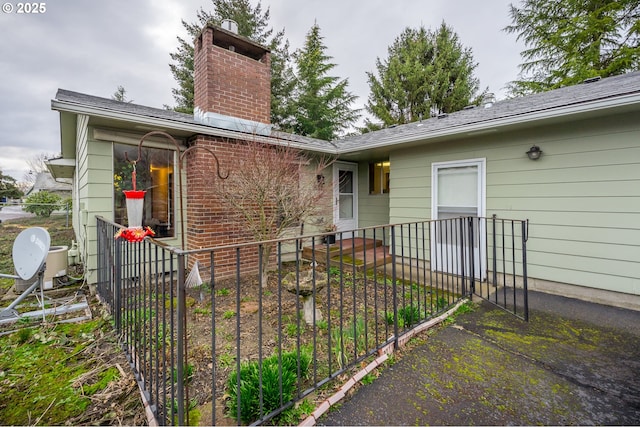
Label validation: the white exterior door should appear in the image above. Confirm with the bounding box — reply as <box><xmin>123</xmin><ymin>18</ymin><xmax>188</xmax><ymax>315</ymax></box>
<box><xmin>431</xmin><ymin>159</ymin><xmax>486</xmax><ymax>279</ymax></box>
<box><xmin>333</xmin><ymin>162</ymin><xmax>358</xmax><ymax>238</ymax></box>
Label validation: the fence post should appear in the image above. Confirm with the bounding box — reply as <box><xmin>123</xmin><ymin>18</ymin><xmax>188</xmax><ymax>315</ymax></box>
<box><xmin>114</xmin><ymin>237</ymin><xmax>122</xmax><ymax>333</ymax></box>
<box><xmin>176</xmin><ymin>252</ymin><xmax>186</xmax><ymax>425</ymax></box>
<box><xmin>522</xmin><ymin>220</ymin><xmax>529</xmax><ymax>322</ymax></box>
<box><xmin>458</xmin><ymin>218</ymin><xmax>467</xmax><ymax>297</ymax></box>
<box><xmin>468</xmin><ymin>217</ymin><xmax>475</xmax><ymax>294</ymax></box>
<box><xmin>492</xmin><ymin>215</ymin><xmax>497</xmax><ymax>287</ymax></box>
<box><xmin>391</xmin><ymin>225</ymin><xmax>399</xmax><ymax>349</ymax></box>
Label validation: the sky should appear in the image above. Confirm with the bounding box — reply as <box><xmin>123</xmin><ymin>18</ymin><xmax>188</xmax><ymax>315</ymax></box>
<box><xmin>0</xmin><ymin>0</ymin><xmax>525</xmax><ymax>182</ymax></box>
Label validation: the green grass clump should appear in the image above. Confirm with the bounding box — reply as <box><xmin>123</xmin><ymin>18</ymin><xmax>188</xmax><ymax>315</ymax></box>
<box><xmin>398</xmin><ymin>304</ymin><xmax>422</xmax><ymax>327</ymax></box>
<box><xmin>226</xmin><ymin>349</ymin><xmax>311</xmax><ymax>424</ymax></box>
<box><xmin>331</xmin><ymin>316</ymin><xmax>370</xmax><ymax>369</ymax></box>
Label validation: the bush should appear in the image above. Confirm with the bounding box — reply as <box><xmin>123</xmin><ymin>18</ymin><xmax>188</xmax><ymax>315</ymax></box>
<box><xmin>61</xmin><ymin>197</ymin><xmax>72</xmax><ymax>211</ymax></box>
<box><xmin>23</xmin><ymin>191</ymin><xmax>62</xmax><ymax>217</ymax></box>
<box><xmin>226</xmin><ymin>349</ymin><xmax>311</xmax><ymax>424</ymax></box>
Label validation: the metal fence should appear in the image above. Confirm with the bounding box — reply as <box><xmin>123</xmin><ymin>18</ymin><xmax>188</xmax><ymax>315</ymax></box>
<box><xmin>96</xmin><ymin>215</ymin><xmax>528</xmax><ymax>425</ymax></box>
<box><xmin>0</xmin><ymin>200</ymin><xmax>72</xmax><ymax>227</ymax></box>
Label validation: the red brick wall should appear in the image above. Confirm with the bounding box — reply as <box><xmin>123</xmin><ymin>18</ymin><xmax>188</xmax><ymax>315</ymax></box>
<box><xmin>185</xmin><ymin>135</ymin><xmax>269</xmax><ymax>279</ymax></box>
<box><xmin>189</xmin><ymin>25</ymin><xmax>275</xmax><ymax>279</ymax></box>
<box><xmin>194</xmin><ymin>26</ymin><xmax>271</xmax><ymax>125</ymax></box>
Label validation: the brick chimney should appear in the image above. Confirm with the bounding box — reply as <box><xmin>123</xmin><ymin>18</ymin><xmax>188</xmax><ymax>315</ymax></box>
<box><xmin>193</xmin><ymin>22</ymin><xmax>272</xmax><ymax>135</ymax></box>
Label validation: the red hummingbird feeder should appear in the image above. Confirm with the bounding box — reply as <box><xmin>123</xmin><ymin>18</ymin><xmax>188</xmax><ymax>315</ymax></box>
<box><xmin>115</xmin><ymin>161</ymin><xmax>155</xmax><ymax>242</ymax></box>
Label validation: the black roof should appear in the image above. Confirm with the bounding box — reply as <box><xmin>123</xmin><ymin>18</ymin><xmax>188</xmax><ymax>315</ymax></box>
<box><xmin>54</xmin><ymin>89</ymin><xmax>336</xmax><ymax>151</ymax></box>
<box><xmin>336</xmin><ymin>71</ymin><xmax>640</xmax><ymax>150</ymax></box>
<box><xmin>55</xmin><ymin>71</ymin><xmax>640</xmax><ymax>153</ymax></box>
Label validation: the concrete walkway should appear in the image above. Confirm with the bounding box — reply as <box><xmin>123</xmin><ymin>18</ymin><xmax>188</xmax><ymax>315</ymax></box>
<box><xmin>319</xmin><ymin>291</ymin><xmax>640</xmax><ymax>425</ymax></box>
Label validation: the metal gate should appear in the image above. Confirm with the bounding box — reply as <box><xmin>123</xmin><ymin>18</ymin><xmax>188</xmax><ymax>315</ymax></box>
<box><xmin>469</xmin><ymin>216</ymin><xmax>529</xmax><ymax>321</ymax></box>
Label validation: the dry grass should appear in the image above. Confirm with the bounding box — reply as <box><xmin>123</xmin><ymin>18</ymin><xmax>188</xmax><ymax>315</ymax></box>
<box><xmin>0</xmin><ymin>214</ymin><xmax>76</xmax><ymax>296</ymax></box>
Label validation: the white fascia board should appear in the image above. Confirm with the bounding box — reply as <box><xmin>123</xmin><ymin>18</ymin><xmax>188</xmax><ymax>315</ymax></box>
<box><xmin>338</xmin><ymin>92</ymin><xmax>640</xmax><ymax>154</ymax></box>
<box><xmin>51</xmin><ymin>99</ymin><xmax>337</xmax><ymax>155</ymax></box>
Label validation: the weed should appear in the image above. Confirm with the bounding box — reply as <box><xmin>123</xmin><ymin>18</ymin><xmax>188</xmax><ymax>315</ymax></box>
<box><xmin>218</xmin><ymin>353</ymin><xmax>236</xmax><ymax>369</ymax></box>
<box><xmin>126</xmin><ymin>308</ymin><xmax>155</xmax><ymax>325</ymax></box>
<box><xmin>331</xmin><ymin>327</ymin><xmax>346</xmax><ymax>369</ymax></box>
<box><xmin>223</xmin><ymin>310</ymin><xmax>236</xmax><ymax>320</ymax></box>
<box><xmin>215</xmin><ymin>288</ymin><xmax>230</xmax><ymax>297</ymax></box>
<box><xmin>199</xmin><ymin>282</ymin><xmax>212</xmax><ymax>293</ymax></box>
<box><xmin>434</xmin><ymin>296</ymin><xmax>448</xmax><ymax>310</ymax></box>
<box><xmin>285</xmin><ymin>320</ymin><xmax>305</xmax><ymax>337</ymax></box>
<box><xmin>276</xmin><ymin>399</ymin><xmax>315</xmax><ymax>425</ymax></box>
<box><xmin>398</xmin><ymin>304</ymin><xmax>422</xmax><ymax>327</ymax></box>
<box><xmin>454</xmin><ymin>300</ymin><xmax>475</xmax><ymax>316</ymax></box>
<box><xmin>331</xmin><ymin>316</ymin><xmax>369</xmax><ymax>369</ymax></box>
<box><xmin>193</xmin><ymin>307</ymin><xmax>211</xmax><ymax>316</ymax></box>
<box><xmin>360</xmin><ymin>372</ymin><xmax>376</xmax><ymax>385</ymax></box>
<box><xmin>16</xmin><ymin>327</ymin><xmax>33</xmax><ymax>344</ymax></box>
<box><xmin>384</xmin><ymin>311</ymin><xmax>396</xmax><ymax>326</ymax></box>
<box><xmin>17</xmin><ymin>316</ymin><xmax>32</xmax><ymax>326</ymax></box>
<box><xmin>172</xmin><ymin>363</ymin><xmax>195</xmax><ymax>384</ymax></box>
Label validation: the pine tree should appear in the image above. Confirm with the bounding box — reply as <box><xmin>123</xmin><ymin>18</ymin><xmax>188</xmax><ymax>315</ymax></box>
<box><xmin>168</xmin><ymin>0</ymin><xmax>295</xmax><ymax>126</ymax></box>
<box><xmin>291</xmin><ymin>23</ymin><xmax>360</xmax><ymax>140</ymax></box>
<box><xmin>111</xmin><ymin>85</ymin><xmax>132</xmax><ymax>103</ymax></box>
<box><xmin>365</xmin><ymin>22</ymin><xmax>483</xmax><ymax>128</ymax></box>
<box><xmin>504</xmin><ymin>0</ymin><xmax>640</xmax><ymax>96</ymax></box>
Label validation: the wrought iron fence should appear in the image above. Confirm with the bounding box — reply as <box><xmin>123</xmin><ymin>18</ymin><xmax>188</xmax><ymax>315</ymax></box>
<box><xmin>96</xmin><ymin>215</ymin><xmax>528</xmax><ymax>425</ymax></box>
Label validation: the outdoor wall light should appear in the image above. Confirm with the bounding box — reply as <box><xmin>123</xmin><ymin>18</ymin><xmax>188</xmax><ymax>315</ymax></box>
<box><xmin>526</xmin><ymin>145</ymin><xmax>543</xmax><ymax>160</ymax></box>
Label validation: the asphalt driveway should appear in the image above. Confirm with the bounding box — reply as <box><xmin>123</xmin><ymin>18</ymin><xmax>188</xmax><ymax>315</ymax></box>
<box><xmin>319</xmin><ymin>291</ymin><xmax>640</xmax><ymax>425</ymax></box>
<box><xmin>0</xmin><ymin>205</ymin><xmax>34</xmax><ymax>222</ymax></box>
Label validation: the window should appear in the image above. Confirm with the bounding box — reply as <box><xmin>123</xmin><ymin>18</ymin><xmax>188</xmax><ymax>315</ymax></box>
<box><xmin>113</xmin><ymin>143</ymin><xmax>175</xmax><ymax>238</ymax></box>
<box><xmin>369</xmin><ymin>161</ymin><xmax>390</xmax><ymax>195</ymax></box>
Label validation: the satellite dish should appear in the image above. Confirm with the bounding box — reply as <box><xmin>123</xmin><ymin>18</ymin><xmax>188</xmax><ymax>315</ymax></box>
<box><xmin>12</xmin><ymin>227</ymin><xmax>51</xmax><ymax>281</ymax></box>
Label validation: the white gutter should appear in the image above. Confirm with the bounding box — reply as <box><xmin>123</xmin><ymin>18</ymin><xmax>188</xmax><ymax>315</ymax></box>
<box><xmin>338</xmin><ymin>92</ymin><xmax>640</xmax><ymax>154</ymax></box>
<box><xmin>50</xmin><ymin>99</ymin><xmax>338</xmax><ymax>155</ymax></box>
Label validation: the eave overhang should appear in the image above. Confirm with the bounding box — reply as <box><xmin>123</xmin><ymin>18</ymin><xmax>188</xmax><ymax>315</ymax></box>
<box><xmin>50</xmin><ymin>99</ymin><xmax>338</xmax><ymax>155</ymax></box>
<box><xmin>46</xmin><ymin>157</ymin><xmax>75</xmax><ymax>180</ymax></box>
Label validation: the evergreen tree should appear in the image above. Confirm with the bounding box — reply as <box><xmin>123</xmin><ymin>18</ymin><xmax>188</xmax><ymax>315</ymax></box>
<box><xmin>168</xmin><ymin>0</ymin><xmax>295</xmax><ymax>126</ymax></box>
<box><xmin>291</xmin><ymin>23</ymin><xmax>360</xmax><ymax>140</ymax></box>
<box><xmin>504</xmin><ymin>0</ymin><xmax>640</xmax><ymax>96</ymax></box>
<box><xmin>111</xmin><ymin>85</ymin><xmax>133</xmax><ymax>103</ymax></box>
<box><xmin>0</xmin><ymin>170</ymin><xmax>22</xmax><ymax>200</ymax></box>
<box><xmin>365</xmin><ymin>22</ymin><xmax>483</xmax><ymax>128</ymax></box>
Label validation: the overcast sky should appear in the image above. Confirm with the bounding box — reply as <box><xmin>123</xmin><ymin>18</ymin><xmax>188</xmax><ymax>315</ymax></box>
<box><xmin>0</xmin><ymin>0</ymin><xmax>524</xmax><ymax>181</ymax></box>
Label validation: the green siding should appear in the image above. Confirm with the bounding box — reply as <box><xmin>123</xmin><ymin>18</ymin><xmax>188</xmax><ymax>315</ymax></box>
<box><xmin>73</xmin><ymin>115</ymin><xmax>89</xmax><ymax>279</ymax></box>
<box><xmin>355</xmin><ymin>161</ymin><xmax>389</xmax><ymax>228</ymax></box>
<box><xmin>81</xmin><ymin>131</ymin><xmax>113</xmax><ymax>284</ymax></box>
<box><xmin>388</xmin><ymin>111</ymin><xmax>640</xmax><ymax>296</ymax></box>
